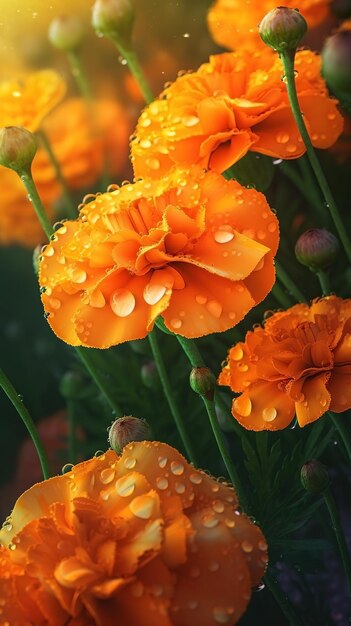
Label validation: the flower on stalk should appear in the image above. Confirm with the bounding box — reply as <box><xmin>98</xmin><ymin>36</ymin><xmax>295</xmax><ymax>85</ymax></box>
<box><xmin>48</xmin><ymin>15</ymin><xmax>85</xmax><ymax>51</ymax></box>
<box><xmin>301</xmin><ymin>459</ymin><xmax>330</xmax><ymax>493</ymax></box>
<box><xmin>0</xmin><ymin>441</ymin><xmax>268</xmax><ymax>625</ymax></box>
<box><xmin>108</xmin><ymin>416</ymin><xmax>152</xmax><ymax>452</ymax></box>
<box><xmin>258</xmin><ymin>7</ymin><xmax>307</xmax><ymax>53</ymax></box>
<box><xmin>207</xmin><ymin>0</ymin><xmax>330</xmax><ymax>52</ymax></box>
<box><xmin>219</xmin><ymin>296</ymin><xmax>351</xmax><ymax>430</ymax></box>
<box><xmin>131</xmin><ymin>49</ymin><xmax>343</xmax><ymax>179</ymax></box>
<box><xmin>0</xmin><ymin>126</ymin><xmax>37</xmax><ymax>174</ymax></box>
<box><xmin>0</xmin><ymin>70</ymin><xmax>66</xmax><ymax>132</ymax></box>
<box><xmin>295</xmin><ymin>228</ymin><xmax>340</xmax><ymax>271</ymax></box>
<box><xmin>39</xmin><ymin>165</ymin><xmax>279</xmax><ymax>347</ymax></box>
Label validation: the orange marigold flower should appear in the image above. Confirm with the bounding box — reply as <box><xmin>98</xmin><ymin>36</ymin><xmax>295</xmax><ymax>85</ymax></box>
<box><xmin>131</xmin><ymin>49</ymin><xmax>343</xmax><ymax>179</ymax></box>
<box><xmin>0</xmin><ymin>70</ymin><xmax>66</xmax><ymax>131</ymax></box>
<box><xmin>207</xmin><ymin>0</ymin><xmax>330</xmax><ymax>52</ymax></box>
<box><xmin>0</xmin><ymin>441</ymin><xmax>268</xmax><ymax>625</ymax></box>
<box><xmin>0</xmin><ymin>98</ymin><xmax>131</xmax><ymax>247</ymax></box>
<box><xmin>219</xmin><ymin>296</ymin><xmax>351</xmax><ymax>431</ymax></box>
<box><xmin>39</xmin><ymin>165</ymin><xmax>279</xmax><ymax>347</ymax></box>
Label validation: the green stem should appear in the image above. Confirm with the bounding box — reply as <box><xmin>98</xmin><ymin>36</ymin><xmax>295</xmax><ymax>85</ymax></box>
<box><xmin>67</xmin><ymin>50</ymin><xmax>93</xmax><ymax>101</ymax></box>
<box><xmin>323</xmin><ymin>487</ymin><xmax>351</xmax><ymax>594</ymax></box>
<box><xmin>67</xmin><ymin>399</ymin><xmax>77</xmax><ymax>464</ymax></box>
<box><xmin>272</xmin><ymin>282</ymin><xmax>294</xmax><ymax>308</ymax></box>
<box><xmin>279</xmin><ymin>160</ymin><xmax>323</xmax><ymax>218</ymax></box>
<box><xmin>38</xmin><ymin>130</ymin><xmax>77</xmax><ymax>219</ymax></box>
<box><xmin>176</xmin><ymin>335</ymin><xmax>250</xmax><ymax>512</ymax></box>
<box><xmin>112</xmin><ymin>39</ymin><xmax>154</xmax><ymax>104</ymax></box>
<box><xmin>20</xmin><ymin>170</ymin><xmax>53</xmax><ymax>238</ymax></box>
<box><xmin>280</xmin><ymin>50</ymin><xmax>351</xmax><ymax>263</ymax></box>
<box><xmin>76</xmin><ymin>347</ymin><xmax>123</xmax><ymax>416</ymax></box>
<box><xmin>0</xmin><ymin>367</ymin><xmax>50</xmax><ymax>480</ymax></box>
<box><xmin>328</xmin><ymin>411</ymin><xmax>351</xmax><ymax>462</ymax></box>
<box><xmin>148</xmin><ymin>330</ymin><xmax>198</xmax><ymax>465</ymax></box>
<box><xmin>316</xmin><ymin>270</ymin><xmax>331</xmax><ymax>296</ymax></box>
<box><xmin>264</xmin><ymin>571</ymin><xmax>302</xmax><ymax>626</ymax></box>
<box><xmin>275</xmin><ymin>260</ymin><xmax>307</xmax><ymax>303</ymax></box>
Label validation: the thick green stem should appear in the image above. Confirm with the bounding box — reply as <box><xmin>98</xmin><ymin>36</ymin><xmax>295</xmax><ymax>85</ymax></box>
<box><xmin>38</xmin><ymin>130</ymin><xmax>77</xmax><ymax>219</ymax></box>
<box><xmin>112</xmin><ymin>39</ymin><xmax>154</xmax><ymax>104</ymax></box>
<box><xmin>20</xmin><ymin>170</ymin><xmax>53</xmax><ymax>238</ymax></box>
<box><xmin>148</xmin><ymin>330</ymin><xmax>198</xmax><ymax>465</ymax></box>
<box><xmin>67</xmin><ymin>50</ymin><xmax>93</xmax><ymax>101</ymax></box>
<box><xmin>264</xmin><ymin>571</ymin><xmax>302</xmax><ymax>626</ymax></box>
<box><xmin>280</xmin><ymin>50</ymin><xmax>351</xmax><ymax>263</ymax></box>
<box><xmin>328</xmin><ymin>411</ymin><xmax>351</xmax><ymax>462</ymax></box>
<box><xmin>323</xmin><ymin>487</ymin><xmax>351</xmax><ymax>594</ymax></box>
<box><xmin>76</xmin><ymin>347</ymin><xmax>123</xmax><ymax>416</ymax></box>
<box><xmin>316</xmin><ymin>270</ymin><xmax>331</xmax><ymax>296</ymax></box>
<box><xmin>275</xmin><ymin>260</ymin><xmax>307</xmax><ymax>303</ymax></box>
<box><xmin>0</xmin><ymin>367</ymin><xmax>50</xmax><ymax>480</ymax></box>
<box><xmin>176</xmin><ymin>335</ymin><xmax>250</xmax><ymax>512</ymax></box>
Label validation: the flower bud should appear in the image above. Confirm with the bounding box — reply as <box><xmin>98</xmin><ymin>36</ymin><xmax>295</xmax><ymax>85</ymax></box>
<box><xmin>108</xmin><ymin>416</ymin><xmax>152</xmax><ymax>453</ymax></box>
<box><xmin>301</xmin><ymin>460</ymin><xmax>330</xmax><ymax>494</ymax></box>
<box><xmin>92</xmin><ymin>0</ymin><xmax>134</xmax><ymax>48</ymax></box>
<box><xmin>331</xmin><ymin>0</ymin><xmax>351</xmax><ymax>19</ymax></box>
<box><xmin>190</xmin><ymin>367</ymin><xmax>216</xmax><ymax>401</ymax></box>
<box><xmin>141</xmin><ymin>361</ymin><xmax>159</xmax><ymax>390</ymax></box>
<box><xmin>295</xmin><ymin>229</ymin><xmax>340</xmax><ymax>271</ymax></box>
<box><xmin>322</xmin><ymin>30</ymin><xmax>351</xmax><ymax>98</ymax></box>
<box><xmin>60</xmin><ymin>371</ymin><xmax>86</xmax><ymax>399</ymax></box>
<box><xmin>48</xmin><ymin>16</ymin><xmax>85</xmax><ymax>51</ymax></box>
<box><xmin>0</xmin><ymin>126</ymin><xmax>37</xmax><ymax>174</ymax></box>
<box><xmin>258</xmin><ymin>7</ymin><xmax>307</xmax><ymax>53</ymax></box>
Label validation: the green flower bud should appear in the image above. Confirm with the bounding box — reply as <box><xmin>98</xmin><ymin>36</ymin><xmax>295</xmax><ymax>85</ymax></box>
<box><xmin>295</xmin><ymin>229</ymin><xmax>340</xmax><ymax>271</ymax></box>
<box><xmin>141</xmin><ymin>361</ymin><xmax>159</xmax><ymax>390</ymax></box>
<box><xmin>60</xmin><ymin>371</ymin><xmax>86</xmax><ymax>399</ymax></box>
<box><xmin>48</xmin><ymin>15</ymin><xmax>85</xmax><ymax>51</ymax></box>
<box><xmin>258</xmin><ymin>7</ymin><xmax>307</xmax><ymax>53</ymax></box>
<box><xmin>108</xmin><ymin>416</ymin><xmax>152</xmax><ymax>453</ymax></box>
<box><xmin>0</xmin><ymin>126</ymin><xmax>37</xmax><ymax>174</ymax></box>
<box><xmin>331</xmin><ymin>0</ymin><xmax>351</xmax><ymax>19</ymax></box>
<box><xmin>92</xmin><ymin>0</ymin><xmax>134</xmax><ymax>48</ymax></box>
<box><xmin>189</xmin><ymin>367</ymin><xmax>216</xmax><ymax>401</ymax></box>
<box><xmin>322</xmin><ymin>30</ymin><xmax>351</xmax><ymax>99</ymax></box>
<box><xmin>301</xmin><ymin>460</ymin><xmax>330</xmax><ymax>494</ymax></box>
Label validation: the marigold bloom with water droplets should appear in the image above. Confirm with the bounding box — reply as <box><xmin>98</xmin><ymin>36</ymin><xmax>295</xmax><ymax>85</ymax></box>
<box><xmin>131</xmin><ymin>49</ymin><xmax>343</xmax><ymax>178</ymax></box>
<box><xmin>0</xmin><ymin>69</ymin><xmax>66</xmax><ymax>131</ymax></box>
<box><xmin>207</xmin><ymin>0</ymin><xmax>330</xmax><ymax>52</ymax></box>
<box><xmin>39</xmin><ymin>165</ymin><xmax>279</xmax><ymax>347</ymax></box>
<box><xmin>219</xmin><ymin>296</ymin><xmax>351</xmax><ymax>431</ymax></box>
<box><xmin>0</xmin><ymin>441</ymin><xmax>268</xmax><ymax>625</ymax></box>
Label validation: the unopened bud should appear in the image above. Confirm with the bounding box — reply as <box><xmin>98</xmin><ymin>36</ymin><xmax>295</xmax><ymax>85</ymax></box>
<box><xmin>301</xmin><ymin>460</ymin><xmax>329</xmax><ymax>494</ymax></box>
<box><xmin>60</xmin><ymin>371</ymin><xmax>86</xmax><ymax>399</ymax></box>
<box><xmin>0</xmin><ymin>126</ymin><xmax>37</xmax><ymax>174</ymax></box>
<box><xmin>190</xmin><ymin>367</ymin><xmax>216</xmax><ymax>401</ymax></box>
<box><xmin>141</xmin><ymin>361</ymin><xmax>159</xmax><ymax>390</ymax></box>
<box><xmin>48</xmin><ymin>15</ymin><xmax>85</xmax><ymax>51</ymax></box>
<box><xmin>92</xmin><ymin>0</ymin><xmax>134</xmax><ymax>48</ymax></box>
<box><xmin>295</xmin><ymin>229</ymin><xmax>340</xmax><ymax>271</ymax></box>
<box><xmin>259</xmin><ymin>7</ymin><xmax>307</xmax><ymax>53</ymax></box>
<box><xmin>322</xmin><ymin>30</ymin><xmax>351</xmax><ymax>99</ymax></box>
<box><xmin>108</xmin><ymin>416</ymin><xmax>152</xmax><ymax>453</ymax></box>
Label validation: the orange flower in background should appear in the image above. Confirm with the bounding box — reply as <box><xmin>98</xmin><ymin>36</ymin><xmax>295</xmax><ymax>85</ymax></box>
<box><xmin>0</xmin><ymin>98</ymin><xmax>131</xmax><ymax>247</ymax></box>
<box><xmin>207</xmin><ymin>0</ymin><xmax>330</xmax><ymax>51</ymax></box>
<box><xmin>131</xmin><ymin>49</ymin><xmax>343</xmax><ymax>179</ymax></box>
<box><xmin>0</xmin><ymin>441</ymin><xmax>268</xmax><ymax>625</ymax></box>
<box><xmin>219</xmin><ymin>296</ymin><xmax>351</xmax><ymax>431</ymax></box>
<box><xmin>39</xmin><ymin>165</ymin><xmax>279</xmax><ymax>347</ymax></box>
<box><xmin>0</xmin><ymin>69</ymin><xmax>66</xmax><ymax>131</ymax></box>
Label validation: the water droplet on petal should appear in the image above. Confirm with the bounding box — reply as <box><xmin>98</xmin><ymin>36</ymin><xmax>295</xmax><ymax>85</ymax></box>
<box><xmin>62</xmin><ymin>463</ymin><xmax>74</xmax><ymax>474</ymax></box>
<box><xmin>129</xmin><ymin>495</ymin><xmax>155</xmax><ymax>519</ymax></box>
<box><xmin>213</xmin><ymin>607</ymin><xmax>231</xmax><ymax>624</ymax></box>
<box><xmin>195</xmin><ymin>295</ymin><xmax>207</xmax><ymax>305</ymax></box>
<box><xmin>276</xmin><ymin>132</ymin><xmax>289</xmax><ymax>144</ymax></box>
<box><xmin>214</xmin><ymin>226</ymin><xmax>234</xmax><ymax>244</ymax></box>
<box><xmin>241</xmin><ymin>540</ymin><xmax>253</xmax><ymax>553</ymax></box>
<box><xmin>71</xmin><ymin>269</ymin><xmax>87</xmax><ymax>284</ymax></box>
<box><xmin>89</xmin><ymin>289</ymin><xmax>106</xmax><ymax>308</ymax></box>
<box><xmin>190</xmin><ymin>472</ymin><xmax>203</xmax><ymax>484</ymax></box>
<box><xmin>170</xmin><ymin>461</ymin><xmax>184</xmax><ymax>476</ymax></box>
<box><xmin>231</xmin><ymin>346</ymin><xmax>243</xmax><ymax>361</ymax></box>
<box><xmin>116</xmin><ymin>475</ymin><xmax>136</xmax><ymax>497</ymax></box>
<box><xmin>262</xmin><ymin>407</ymin><xmax>277</xmax><ymax>422</ymax></box>
<box><xmin>143</xmin><ymin>283</ymin><xmax>167</xmax><ymax>305</ymax></box>
<box><xmin>206</xmin><ymin>300</ymin><xmax>222</xmax><ymax>318</ymax></box>
<box><xmin>233</xmin><ymin>395</ymin><xmax>252</xmax><ymax>417</ymax></box>
<box><xmin>110</xmin><ymin>289</ymin><xmax>136</xmax><ymax>317</ymax></box>
<box><xmin>100</xmin><ymin>468</ymin><xmax>115</xmax><ymax>484</ymax></box>
<box><xmin>170</xmin><ymin>318</ymin><xmax>182</xmax><ymax>329</ymax></box>
<box><xmin>156</xmin><ymin>477</ymin><xmax>169</xmax><ymax>490</ymax></box>
<box><xmin>124</xmin><ymin>456</ymin><xmax>136</xmax><ymax>469</ymax></box>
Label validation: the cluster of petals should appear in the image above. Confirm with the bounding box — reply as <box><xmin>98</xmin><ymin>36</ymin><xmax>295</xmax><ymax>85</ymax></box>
<box><xmin>207</xmin><ymin>0</ymin><xmax>331</xmax><ymax>51</ymax></box>
<box><xmin>0</xmin><ymin>69</ymin><xmax>66</xmax><ymax>131</ymax></box>
<box><xmin>39</xmin><ymin>165</ymin><xmax>279</xmax><ymax>347</ymax></box>
<box><xmin>131</xmin><ymin>49</ymin><xmax>343</xmax><ymax>179</ymax></box>
<box><xmin>0</xmin><ymin>441</ymin><xmax>268</xmax><ymax>626</ymax></box>
<box><xmin>219</xmin><ymin>296</ymin><xmax>351</xmax><ymax>431</ymax></box>
<box><xmin>0</xmin><ymin>97</ymin><xmax>130</xmax><ymax>247</ymax></box>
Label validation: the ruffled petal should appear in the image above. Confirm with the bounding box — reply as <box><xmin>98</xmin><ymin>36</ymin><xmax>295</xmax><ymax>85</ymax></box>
<box><xmin>232</xmin><ymin>381</ymin><xmax>296</xmax><ymax>431</ymax></box>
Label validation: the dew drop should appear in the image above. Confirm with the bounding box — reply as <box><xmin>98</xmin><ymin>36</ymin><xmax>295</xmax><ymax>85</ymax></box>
<box><xmin>213</xmin><ymin>607</ymin><xmax>231</xmax><ymax>624</ymax></box>
<box><xmin>201</xmin><ymin>514</ymin><xmax>219</xmax><ymax>528</ymax></box>
<box><xmin>170</xmin><ymin>318</ymin><xmax>182</xmax><ymax>329</ymax></box>
<box><xmin>212</xmin><ymin>500</ymin><xmax>225</xmax><ymax>514</ymax></box>
<box><xmin>124</xmin><ymin>456</ymin><xmax>137</xmax><ymax>469</ymax></box>
<box><xmin>110</xmin><ymin>289</ymin><xmax>136</xmax><ymax>317</ymax></box>
<box><xmin>233</xmin><ymin>396</ymin><xmax>252</xmax><ymax>417</ymax></box>
<box><xmin>170</xmin><ymin>461</ymin><xmax>184</xmax><ymax>476</ymax></box>
<box><xmin>94</xmin><ymin>450</ymin><xmax>105</xmax><ymax>457</ymax></box>
<box><xmin>129</xmin><ymin>495</ymin><xmax>155</xmax><ymax>519</ymax></box>
<box><xmin>206</xmin><ymin>300</ymin><xmax>222</xmax><ymax>318</ymax></box>
<box><xmin>182</xmin><ymin>114</ymin><xmax>199</xmax><ymax>127</ymax></box>
<box><xmin>231</xmin><ymin>346</ymin><xmax>244</xmax><ymax>361</ymax></box>
<box><xmin>175</xmin><ymin>482</ymin><xmax>186</xmax><ymax>494</ymax></box>
<box><xmin>262</xmin><ymin>407</ymin><xmax>277</xmax><ymax>422</ymax></box>
<box><xmin>276</xmin><ymin>132</ymin><xmax>289</xmax><ymax>144</ymax></box>
<box><xmin>156</xmin><ymin>477</ymin><xmax>169</xmax><ymax>490</ymax></box>
<box><xmin>143</xmin><ymin>283</ymin><xmax>167</xmax><ymax>305</ymax></box>
<box><xmin>71</xmin><ymin>268</ymin><xmax>87</xmax><ymax>284</ymax></box>
<box><xmin>286</xmin><ymin>144</ymin><xmax>297</xmax><ymax>154</ymax></box>
<box><xmin>241</xmin><ymin>540</ymin><xmax>253</xmax><ymax>553</ymax></box>
<box><xmin>89</xmin><ymin>289</ymin><xmax>106</xmax><ymax>308</ymax></box>
<box><xmin>62</xmin><ymin>463</ymin><xmax>74</xmax><ymax>474</ymax></box>
<box><xmin>100</xmin><ymin>468</ymin><xmax>115</xmax><ymax>484</ymax></box>
<box><xmin>195</xmin><ymin>295</ymin><xmax>207</xmax><ymax>305</ymax></box>
<box><xmin>214</xmin><ymin>226</ymin><xmax>234</xmax><ymax>244</ymax></box>
<box><xmin>116</xmin><ymin>475</ymin><xmax>136</xmax><ymax>497</ymax></box>
<box><xmin>209</xmin><ymin>561</ymin><xmax>220</xmax><ymax>572</ymax></box>
<box><xmin>2</xmin><ymin>521</ymin><xmax>12</xmax><ymax>532</ymax></box>
<box><xmin>49</xmin><ymin>297</ymin><xmax>61</xmax><ymax>310</ymax></box>
<box><xmin>146</xmin><ymin>157</ymin><xmax>161</xmax><ymax>171</ymax></box>
<box><xmin>158</xmin><ymin>456</ymin><xmax>168</xmax><ymax>468</ymax></box>
<box><xmin>268</xmin><ymin>221</ymin><xmax>277</xmax><ymax>233</ymax></box>
<box><xmin>190</xmin><ymin>472</ymin><xmax>203</xmax><ymax>484</ymax></box>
